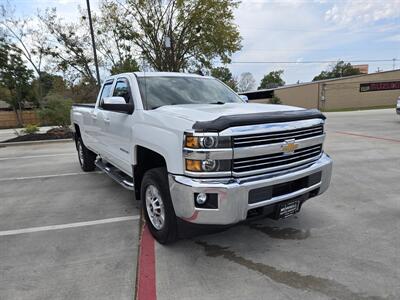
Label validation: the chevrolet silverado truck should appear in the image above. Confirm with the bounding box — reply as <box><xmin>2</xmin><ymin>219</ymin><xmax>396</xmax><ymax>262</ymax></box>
<box><xmin>71</xmin><ymin>72</ymin><xmax>332</xmax><ymax>243</ymax></box>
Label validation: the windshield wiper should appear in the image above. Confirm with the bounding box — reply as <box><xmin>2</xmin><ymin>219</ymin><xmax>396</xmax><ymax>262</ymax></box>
<box><xmin>209</xmin><ymin>101</ymin><xmax>226</xmax><ymax>105</ymax></box>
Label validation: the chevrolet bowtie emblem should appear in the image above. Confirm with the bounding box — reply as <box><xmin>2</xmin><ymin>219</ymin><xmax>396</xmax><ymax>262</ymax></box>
<box><xmin>281</xmin><ymin>139</ymin><xmax>299</xmax><ymax>154</ymax></box>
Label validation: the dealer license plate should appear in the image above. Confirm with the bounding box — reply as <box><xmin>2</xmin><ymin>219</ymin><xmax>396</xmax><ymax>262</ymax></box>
<box><xmin>278</xmin><ymin>200</ymin><xmax>300</xmax><ymax>219</ymax></box>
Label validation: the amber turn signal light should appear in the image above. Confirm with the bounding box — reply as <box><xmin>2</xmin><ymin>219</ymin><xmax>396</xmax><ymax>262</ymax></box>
<box><xmin>185</xmin><ymin>159</ymin><xmax>202</xmax><ymax>172</ymax></box>
<box><xmin>185</xmin><ymin>136</ymin><xmax>199</xmax><ymax>148</ymax></box>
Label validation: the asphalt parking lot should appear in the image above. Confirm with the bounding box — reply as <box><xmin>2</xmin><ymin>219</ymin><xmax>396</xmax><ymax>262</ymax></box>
<box><xmin>0</xmin><ymin>142</ymin><xmax>141</xmax><ymax>299</ymax></box>
<box><xmin>0</xmin><ymin>109</ymin><xmax>399</xmax><ymax>300</ymax></box>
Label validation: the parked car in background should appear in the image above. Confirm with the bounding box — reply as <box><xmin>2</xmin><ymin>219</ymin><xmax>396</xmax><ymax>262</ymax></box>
<box><xmin>397</xmin><ymin>96</ymin><xmax>400</xmax><ymax>115</ymax></box>
<box><xmin>71</xmin><ymin>72</ymin><xmax>333</xmax><ymax>244</ymax></box>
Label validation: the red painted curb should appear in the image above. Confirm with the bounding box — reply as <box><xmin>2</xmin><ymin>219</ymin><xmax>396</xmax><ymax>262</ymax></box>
<box><xmin>137</xmin><ymin>224</ymin><xmax>157</xmax><ymax>300</ymax></box>
<box><xmin>333</xmin><ymin>131</ymin><xmax>400</xmax><ymax>143</ymax></box>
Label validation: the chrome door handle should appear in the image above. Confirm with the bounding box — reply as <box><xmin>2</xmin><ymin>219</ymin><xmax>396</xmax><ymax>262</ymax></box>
<box><xmin>91</xmin><ymin>114</ymin><xmax>97</xmax><ymax>120</ymax></box>
<box><xmin>104</xmin><ymin>118</ymin><xmax>110</xmax><ymax>123</ymax></box>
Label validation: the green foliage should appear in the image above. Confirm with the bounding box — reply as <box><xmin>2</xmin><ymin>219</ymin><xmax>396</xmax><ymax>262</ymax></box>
<box><xmin>313</xmin><ymin>61</ymin><xmax>361</xmax><ymax>81</ymax></box>
<box><xmin>32</xmin><ymin>72</ymin><xmax>67</xmax><ymax>97</ymax></box>
<box><xmin>110</xmin><ymin>58</ymin><xmax>140</xmax><ymax>75</ymax></box>
<box><xmin>258</xmin><ymin>70</ymin><xmax>285</xmax><ymax>90</ymax></box>
<box><xmin>102</xmin><ymin>0</ymin><xmax>242</xmax><ymax>71</ymax></box>
<box><xmin>211</xmin><ymin>66</ymin><xmax>237</xmax><ymax>91</ymax></box>
<box><xmin>22</xmin><ymin>124</ymin><xmax>40</xmax><ymax>134</ymax></box>
<box><xmin>270</xmin><ymin>96</ymin><xmax>282</xmax><ymax>104</ymax></box>
<box><xmin>38</xmin><ymin>8</ymin><xmax>98</xmax><ymax>85</ymax></box>
<box><xmin>39</xmin><ymin>94</ymin><xmax>73</xmax><ymax>128</ymax></box>
<box><xmin>0</xmin><ymin>36</ymin><xmax>34</xmax><ymax>126</ymax></box>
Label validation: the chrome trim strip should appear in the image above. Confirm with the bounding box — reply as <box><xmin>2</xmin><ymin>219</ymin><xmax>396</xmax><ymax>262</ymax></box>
<box><xmin>219</xmin><ymin>119</ymin><xmax>324</xmax><ymax>137</ymax></box>
<box><xmin>233</xmin><ymin>150</ymin><xmax>322</xmax><ymax>168</ymax></box>
<box><xmin>233</xmin><ymin>154</ymin><xmax>322</xmax><ymax>177</ymax></box>
<box><xmin>233</xmin><ymin>130</ymin><xmax>323</xmax><ymax>145</ymax></box>
<box><xmin>183</xmin><ymin>147</ymin><xmax>233</xmax><ymax>160</ymax></box>
<box><xmin>184</xmin><ymin>170</ymin><xmax>232</xmax><ymax>178</ymax></box>
<box><xmin>233</xmin><ymin>134</ymin><xmax>325</xmax><ymax>159</ymax></box>
<box><xmin>247</xmin><ymin>182</ymin><xmax>321</xmax><ymax>209</ymax></box>
<box><xmin>234</xmin><ymin>145</ymin><xmax>321</xmax><ymax>165</ymax></box>
<box><xmin>233</xmin><ymin>126</ymin><xmax>323</xmax><ymax>141</ymax></box>
<box><xmin>184</xmin><ymin>130</ymin><xmax>219</xmax><ymax>137</ymax></box>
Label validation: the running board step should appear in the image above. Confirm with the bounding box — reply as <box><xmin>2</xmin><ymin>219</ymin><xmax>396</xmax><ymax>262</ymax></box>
<box><xmin>95</xmin><ymin>160</ymin><xmax>134</xmax><ymax>191</ymax></box>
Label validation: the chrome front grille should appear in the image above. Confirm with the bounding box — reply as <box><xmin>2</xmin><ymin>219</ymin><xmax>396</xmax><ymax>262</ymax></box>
<box><xmin>231</xmin><ymin>122</ymin><xmax>325</xmax><ymax>177</ymax></box>
<box><xmin>232</xmin><ymin>125</ymin><xmax>324</xmax><ymax>148</ymax></box>
<box><xmin>233</xmin><ymin>144</ymin><xmax>323</xmax><ymax>176</ymax></box>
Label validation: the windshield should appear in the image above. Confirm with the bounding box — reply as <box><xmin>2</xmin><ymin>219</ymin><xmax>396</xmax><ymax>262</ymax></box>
<box><xmin>137</xmin><ymin>76</ymin><xmax>243</xmax><ymax>110</ymax></box>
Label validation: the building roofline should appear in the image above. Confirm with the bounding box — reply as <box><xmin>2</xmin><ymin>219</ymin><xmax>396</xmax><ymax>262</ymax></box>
<box><xmin>242</xmin><ymin>68</ymin><xmax>400</xmax><ymax>94</ymax></box>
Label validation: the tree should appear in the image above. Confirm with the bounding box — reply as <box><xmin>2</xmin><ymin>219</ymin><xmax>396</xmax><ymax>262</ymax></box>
<box><xmin>211</xmin><ymin>66</ymin><xmax>237</xmax><ymax>91</ymax></box>
<box><xmin>258</xmin><ymin>70</ymin><xmax>285</xmax><ymax>90</ymax></box>
<box><xmin>31</xmin><ymin>72</ymin><xmax>67</xmax><ymax>98</ymax></box>
<box><xmin>0</xmin><ymin>37</ymin><xmax>34</xmax><ymax>126</ymax></box>
<box><xmin>102</xmin><ymin>0</ymin><xmax>242</xmax><ymax>71</ymax></box>
<box><xmin>93</xmin><ymin>1</ymin><xmax>139</xmax><ymax>74</ymax></box>
<box><xmin>38</xmin><ymin>95</ymin><xmax>73</xmax><ymax>129</ymax></box>
<box><xmin>1</xmin><ymin>4</ymin><xmax>48</xmax><ymax>105</ymax></box>
<box><xmin>110</xmin><ymin>57</ymin><xmax>140</xmax><ymax>75</ymax></box>
<box><xmin>313</xmin><ymin>61</ymin><xmax>361</xmax><ymax>81</ymax></box>
<box><xmin>38</xmin><ymin>8</ymin><xmax>98</xmax><ymax>85</ymax></box>
<box><xmin>237</xmin><ymin>72</ymin><xmax>255</xmax><ymax>92</ymax></box>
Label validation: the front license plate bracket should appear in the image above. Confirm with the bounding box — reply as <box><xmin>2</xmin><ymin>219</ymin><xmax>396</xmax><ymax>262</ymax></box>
<box><xmin>277</xmin><ymin>199</ymin><xmax>300</xmax><ymax>219</ymax></box>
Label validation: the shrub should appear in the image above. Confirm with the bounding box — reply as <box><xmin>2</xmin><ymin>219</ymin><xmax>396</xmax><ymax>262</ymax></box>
<box><xmin>22</xmin><ymin>124</ymin><xmax>40</xmax><ymax>134</ymax></box>
<box><xmin>270</xmin><ymin>96</ymin><xmax>282</xmax><ymax>104</ymax></box>
<box><xmin>39</xmin><ymin>94</ymin><xmax>73</xmax><ymax>129</ymax></box>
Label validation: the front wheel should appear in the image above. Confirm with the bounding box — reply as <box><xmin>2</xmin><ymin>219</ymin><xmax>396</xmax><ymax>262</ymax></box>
<box><xmin>76</xmin><ymin>136</ymin><xmax>96</xmax><ymax>172</ymax></box>
<box><xmin>141</xmin><ymin>167</ymin><xmax>177</xmax><ymax>244</ymax></box>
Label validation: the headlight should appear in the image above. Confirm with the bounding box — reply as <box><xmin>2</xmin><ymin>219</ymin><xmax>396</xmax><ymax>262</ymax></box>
<box><xmin>184</xmin><ymin>134</ymin><xmax>231</xmax><ymax>149</ymax></box>
<box><xmin>185</xmin><ymin>159</ymin><xmax>231</xmax><ymax>172</ymax></box>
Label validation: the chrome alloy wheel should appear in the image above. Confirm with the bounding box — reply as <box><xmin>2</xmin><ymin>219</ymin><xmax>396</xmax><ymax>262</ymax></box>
<box><xmin>77</xmin><ymin>139</ymin><xmax>84</xmax><ymax>166</ymax></box>
<box><xmin>145</xmin><ymin>185</ymin><xmax>165</xmax><ymax>230</ymax></box>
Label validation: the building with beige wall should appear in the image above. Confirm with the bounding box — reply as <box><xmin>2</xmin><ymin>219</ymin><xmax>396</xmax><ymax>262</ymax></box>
<box><xmin>242</xmin><ymin>69</ymin><xmax>400</xmax><ymax>111</ymax></box>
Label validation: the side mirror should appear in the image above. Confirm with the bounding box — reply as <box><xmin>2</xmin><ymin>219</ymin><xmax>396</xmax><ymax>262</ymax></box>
<box><xmin>103</xmin><ymin>96</ymin><xmax>126</xmax><ymax>105</ymax></box>
<box><xmin>102</xmin><ymin>96</ymin><xmax>134</xmax><ymax>114</ymax></box>
<box><xmin>239</xmin><ymin>95</ymin><xmax>249</xmax><ymax>102</ymax></box>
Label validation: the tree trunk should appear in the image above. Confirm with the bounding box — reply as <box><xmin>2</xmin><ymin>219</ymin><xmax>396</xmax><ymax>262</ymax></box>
<box><xmin>13</xmin><ymin>108</ymin><xmax>23</xmax><ymax>127</ymax></box>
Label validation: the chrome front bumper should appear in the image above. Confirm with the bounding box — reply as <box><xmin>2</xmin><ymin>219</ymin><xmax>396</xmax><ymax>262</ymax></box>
<box><xmin>169</xmin><ymin>153</ymin><xmax>332</xmax><ymax>225</ymax></box>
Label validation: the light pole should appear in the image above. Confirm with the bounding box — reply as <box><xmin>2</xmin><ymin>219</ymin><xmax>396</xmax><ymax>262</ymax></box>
<box><xmin>86</xmin><ymin>0</ymin><xmax>101</xmax><ymax>86</ymax></box>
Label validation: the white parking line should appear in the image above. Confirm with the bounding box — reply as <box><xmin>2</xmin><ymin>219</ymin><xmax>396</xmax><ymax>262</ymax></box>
<box><xmin>0</xmin><ymin>215</ymin><xmax>140</xmax><ymax>236</ymax></box>
<box><xmin>0</xmin><ymin>153</ymin><xmax>75</xmax><ymax>161</ymax></box>
<box><xmin>0</xmin><ymin>171</ymin><xmax>102</xmax><ymax>182</ymax></box>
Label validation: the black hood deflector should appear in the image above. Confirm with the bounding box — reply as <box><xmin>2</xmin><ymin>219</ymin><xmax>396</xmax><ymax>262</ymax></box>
<box><xmin>192</xmin><ymin>109</ymin><xmax>325</xmax><ymax>132</ymax></box>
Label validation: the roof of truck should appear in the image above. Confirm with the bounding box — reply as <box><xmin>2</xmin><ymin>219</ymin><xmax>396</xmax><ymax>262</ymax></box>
<box><xmin>134</xmin><ymin>71</ymin><xmax>208</xmax><ymax>78</ymax></box>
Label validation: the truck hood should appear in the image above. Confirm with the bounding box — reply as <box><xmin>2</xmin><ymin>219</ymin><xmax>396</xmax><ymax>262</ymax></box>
<box><xmin>155</xmin><ymin>103</ymin><xmax>303</xmax><ymax>122</ymax></box>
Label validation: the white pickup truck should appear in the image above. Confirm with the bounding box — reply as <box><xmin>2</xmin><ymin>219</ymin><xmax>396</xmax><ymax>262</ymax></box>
<box><xmin>71</xmin><ymin>72</ymin><xmax>332</xmax><ymax>243</ymax></box>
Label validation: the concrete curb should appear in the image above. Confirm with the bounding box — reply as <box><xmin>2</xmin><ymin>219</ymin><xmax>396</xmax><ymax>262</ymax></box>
<box><xmin>0</xmin><ymin>139</ymin><xmax>73</xmax><ymax>147</ymax></box>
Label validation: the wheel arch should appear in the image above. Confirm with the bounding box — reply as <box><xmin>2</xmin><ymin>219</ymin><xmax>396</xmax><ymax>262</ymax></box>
<box><xmin>133</xmin><ymin>145</ymin><xmax>168</xmax><ymax>200</ymax></box>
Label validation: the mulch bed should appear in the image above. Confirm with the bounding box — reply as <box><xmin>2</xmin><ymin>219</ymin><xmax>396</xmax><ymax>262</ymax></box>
<box><xmin>2</xmin><ymin>128</ymin><xmax>73</xmax><ymax>143</ymax></box>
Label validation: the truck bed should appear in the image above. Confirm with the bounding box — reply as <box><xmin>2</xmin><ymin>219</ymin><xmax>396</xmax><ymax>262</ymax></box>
<box><xmin>72</xmin><ymin>103</ymin><xmax>96</xmax><ymax>108</ymax></box>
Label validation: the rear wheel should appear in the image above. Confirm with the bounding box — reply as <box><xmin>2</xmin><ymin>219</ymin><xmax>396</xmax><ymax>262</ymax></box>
<box><xmin>76</xmin><ymin>136</ymin><xmax>96</xmax><ymax>172</ymax></box>
<box><xmin>141</xmin><ymin>167</ymin><xmax>177</xmax><ymax>244</ymax></box>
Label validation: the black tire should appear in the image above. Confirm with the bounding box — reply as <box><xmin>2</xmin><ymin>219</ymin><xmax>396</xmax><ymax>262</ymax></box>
<box><xmin>141</xmin><ymin>167</ymin><xmax>178</xmax><ymax>244</ymax></box>
<box><xmin>76</xmin><ymin>136</ymin><xmax>96</xmax><ymax>172</ymax></box>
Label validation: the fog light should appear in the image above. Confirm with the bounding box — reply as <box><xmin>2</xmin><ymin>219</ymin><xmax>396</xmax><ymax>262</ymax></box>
<box><xmin>196</xmin><ymin>193</ymin><xmax>207</xmax><ymax>205</ymax></box>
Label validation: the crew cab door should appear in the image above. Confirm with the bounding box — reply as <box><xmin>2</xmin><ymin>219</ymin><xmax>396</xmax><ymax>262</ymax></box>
<box><xmin>92</xmin><ymin>79</ymin><xmax>114</xmax><ymax>156</ymax></box>
<box><xmin>101</xmin><ymin>77</ymin><xmax>134</xmax><ymax>175</ymax></box>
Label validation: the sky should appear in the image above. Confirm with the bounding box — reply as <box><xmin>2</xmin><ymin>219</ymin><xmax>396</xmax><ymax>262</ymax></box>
<box><xmin>6</xmin><ymin>0</ymin><xmax>400</xmax><ymax>86</ymax></box>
